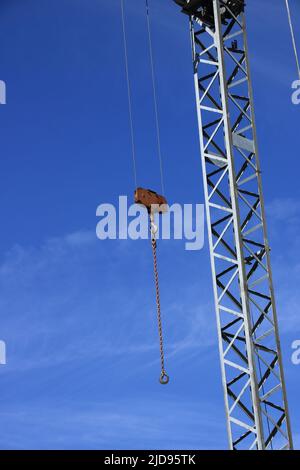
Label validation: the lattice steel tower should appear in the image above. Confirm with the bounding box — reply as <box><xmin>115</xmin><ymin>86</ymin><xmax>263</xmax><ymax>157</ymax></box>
<box><xmin>173</xmin><ymin>0</ymin><xmax>293</xmax><ymax>450</ymax></box>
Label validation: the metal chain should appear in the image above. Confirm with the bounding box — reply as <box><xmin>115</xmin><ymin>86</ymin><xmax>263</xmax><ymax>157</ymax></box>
<box><xmin>150</xmin><ymin>214</ymin><xmax>169</xmax><ymax>385</ymax></box>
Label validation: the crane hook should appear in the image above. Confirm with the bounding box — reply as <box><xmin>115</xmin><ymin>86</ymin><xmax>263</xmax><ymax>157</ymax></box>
<box><xmin>135</xmin><ymin>188</ymin><xmax>170</xmax><ymax>385</ymax></box>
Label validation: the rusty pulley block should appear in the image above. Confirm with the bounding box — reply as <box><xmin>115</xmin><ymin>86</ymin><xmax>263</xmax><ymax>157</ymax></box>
<box><xmin>134</xmin><ymin>187</ymin><xmax>168</xmax><ymax>214</ymax></box>
<box><xmin>134</xmin><ymin>187</ymin><xmax>169</xmax><ymax>385</ymax></box>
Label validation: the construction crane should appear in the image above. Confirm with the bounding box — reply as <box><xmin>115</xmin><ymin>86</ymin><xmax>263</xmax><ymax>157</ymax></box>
<box><xmin>121</xmin><ymin>0</ymin><xmax>298</xmax><ymax>451</ymax></box>
<box><xmin>172</xmin><ymin>0</ymin><xmax>294</xmax><ymax>451</ymax></box>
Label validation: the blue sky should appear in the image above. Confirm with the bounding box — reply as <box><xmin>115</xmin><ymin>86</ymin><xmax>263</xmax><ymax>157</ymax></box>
<box><xmin>0</xmin><ymin>0</ymin><xmax>299</xmax><ymax>450</ymax></box>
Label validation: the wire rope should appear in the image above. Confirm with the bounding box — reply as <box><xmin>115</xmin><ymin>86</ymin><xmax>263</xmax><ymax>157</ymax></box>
<box><xmin>285</xmin><ymin>0</ymin><xmax>300</xmax><ymax>80</ymax></box>
<box><xmin>120</xmin><ymin>0</ymin><xmax>138</xmax><ymax>188</ymax></box>
<box><xmin>145</xmin><ymin>0</ymin><xmax>166</xmax><ymax>195</ymax></box>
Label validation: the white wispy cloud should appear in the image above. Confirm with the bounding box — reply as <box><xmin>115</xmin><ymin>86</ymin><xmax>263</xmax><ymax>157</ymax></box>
<box><xmin>293</xmin><ymin>433</ymin><xmax>300</xmax><ymax>450</ymax></box>
<box><xmin>0</xmin><ymin>399</ymin><xmax>226</xmax><ymax>450</ymax></box>
<box><xmin>1</xmin><ymin>198</ymin><xmax>297</xmax><ymax>449</ymax></box>
<box><xmin>0</xmin><ymin>230</ymin><xmax>214</xmax><ymax>373</ymax></box>
<box><xmin>265</xmin><ymin>198</ymin><xmax>300</xmax><ymax>333</ymax></box>
<box><xmin>266</xmin><ymin>198</ymin><xmax>300</xmax><ymax>224</ymax></box>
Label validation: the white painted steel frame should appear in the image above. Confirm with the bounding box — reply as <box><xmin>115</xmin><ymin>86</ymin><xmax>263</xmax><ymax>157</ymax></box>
<box><xmin>190</xmin><ymin>0</ymin><xmax>293</xmax><ymax>450</ymax></box>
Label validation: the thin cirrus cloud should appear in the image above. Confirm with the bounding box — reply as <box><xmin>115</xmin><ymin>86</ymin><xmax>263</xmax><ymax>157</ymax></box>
<box><xmin>0</xmin><ymin>399</ymin><xmax>226</xmax><ymax>450</ymax></box>
<box><xmin>265</xmin><ymin>198</ymin><xmax>300</xmax><ymax>333</ymax></box>
<box><xmin>0</xmin><ymin>229</ymin><xmax>215</xmax><ymax>373</ymax></box>
<box><xmin>0</xmin><ymin>229</ymin><xmax>224</xmax><ymax>449</ymax></box>
<box><xmin>0</xmin><ymin>200</ymin><xmax>298</xmax><ymax>449</ymax></box>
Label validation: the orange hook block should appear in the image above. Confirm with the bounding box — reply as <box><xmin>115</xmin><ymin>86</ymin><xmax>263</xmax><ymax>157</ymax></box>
<box><xmin>134</xmin><ymin>187</ymin><xmax>168</xmax><ymax>214</ymax></box>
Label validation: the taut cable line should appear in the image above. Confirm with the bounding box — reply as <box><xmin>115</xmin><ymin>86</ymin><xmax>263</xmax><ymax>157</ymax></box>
<box><xmin>145</xmin><ymin>0</ymin><xmax>166</xmax><ymax>195</ymax></box>
<box><xmin>285</xmin><ymin>0</ymin><xmax>300</xmax><ymax>80</ymax></box>
<box><xmin>120</xmin><ymin>0</ymin><xmax>138</xmax><ymax>188</ymax></box>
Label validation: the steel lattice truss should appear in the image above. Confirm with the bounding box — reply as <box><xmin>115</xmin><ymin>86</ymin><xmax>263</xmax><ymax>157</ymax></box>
<box><xmin>190</xmin><ymin>0</ymin><xmax>293</xmax><ymax>450</ymax></box>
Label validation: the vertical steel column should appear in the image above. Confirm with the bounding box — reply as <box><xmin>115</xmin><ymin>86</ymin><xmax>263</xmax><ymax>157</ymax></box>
<box><xmin>190</xmin><ymin>0</ymin><xmax>293</xmax><ymax>450</ymax></box>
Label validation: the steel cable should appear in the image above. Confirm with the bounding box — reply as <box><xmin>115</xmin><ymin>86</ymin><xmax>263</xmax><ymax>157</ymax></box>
<box><xmin>120</xmin><ymin>0</ymin><xmax>138</xmax><ymax>188</ymax></box>
<box><xmin>285</xmin><ymin>0</ymin><xmax>300</xmax><ymax>80</ymax></box>
<box><xmin>145</xmin><ymin>0</ymin><xmax>166</xmax><ymax>195</ymax></box>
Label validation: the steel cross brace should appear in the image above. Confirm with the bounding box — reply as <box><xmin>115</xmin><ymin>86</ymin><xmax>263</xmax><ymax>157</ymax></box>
<box><xmin>190</xmin><ymin>0</ymin><xmax>293</xmax><ymax>450</ymax></box>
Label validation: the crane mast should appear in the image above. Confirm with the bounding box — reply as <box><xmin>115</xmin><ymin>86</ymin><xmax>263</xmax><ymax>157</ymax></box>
<box><xmin>174</xmin><ymin>0</ymin><xmax>293</xmax><ymax>450</ymax></box>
